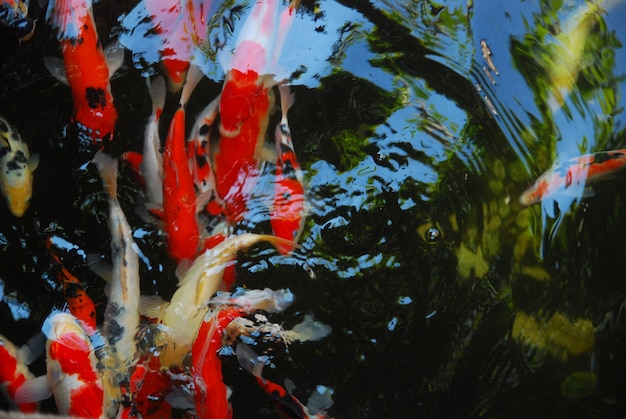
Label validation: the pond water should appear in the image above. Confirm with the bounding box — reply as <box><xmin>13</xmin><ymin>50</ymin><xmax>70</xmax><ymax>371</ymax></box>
<box><xmin>1</xmin><ymin>0</ymin><xmax>626</xmax><ymax>417</ymax></box>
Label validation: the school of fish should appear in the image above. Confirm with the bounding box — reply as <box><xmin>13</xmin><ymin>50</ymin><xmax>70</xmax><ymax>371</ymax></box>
<box><xmin>0</xmin><ymin>0</ymin><xmax>335</xmax><ymax>417</ymax></box>
<box><xmin>3</xmin><ymin>0</ymin><xmax>626</xmax><ymax>418</ymax></box>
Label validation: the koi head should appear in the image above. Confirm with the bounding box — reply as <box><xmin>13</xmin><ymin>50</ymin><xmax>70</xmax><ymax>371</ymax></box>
<box><xmin>0</xmin><ymin>117</ymin><xmax>38</xmax><ymax>217</ymax></box>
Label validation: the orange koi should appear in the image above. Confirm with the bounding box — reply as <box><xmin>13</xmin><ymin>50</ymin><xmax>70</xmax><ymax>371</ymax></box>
<box><xmin>127</xmin><ymin>354</ymin><xmax>173</xmax><ymax>419</ymax></box>
<box><xmin>213</xmin><ymin>0</ymin><xmax>300</xmax><ymax>224</ymax></box>
<box><xmin>0</xmin><ymin>334</ymin><xmax>38</xmax><ymax>413</ymax></box>
<box><xmin>270</xmin><ymin>84</ymin><xmax>305</xmax><ymax>254</ymax></box>
<box><xmin>162</xmin><ymin>67</ymin><xmax>203</xmax><ymax>261</ymax></box>
<box><xmin>192</xmin><ymin>307</ymin><xmax>245</xmax><ymax>419</ymax></box>
<box><xmin>45</xmin><ymin>0</ymin><xmax>123</xmax><ymax>151</ymax></box>
<box><xmin>520</xmin><ymin>149</ymin><xmax>626</xmax><ymax>206</ymax></box>
<box><xmin>46</xmin><ymin>237</ymin><xmax>98</xmax><ymax>335</ymax></box>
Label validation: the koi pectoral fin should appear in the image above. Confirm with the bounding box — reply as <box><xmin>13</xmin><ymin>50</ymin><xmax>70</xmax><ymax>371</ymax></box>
<box><xmin>14</xmin><ymin>375</ymin><xmax>52</xmax><ymax>404</ymax></box>
<box><xmin>43</xmin><ymin>56</ymin><xmax>68</xmax><ymax>85</ymax></box>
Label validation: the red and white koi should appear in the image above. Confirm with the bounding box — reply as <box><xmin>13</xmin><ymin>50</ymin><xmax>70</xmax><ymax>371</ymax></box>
<box><xmin>236</xmin><ymin>342</ymin><xmax>333</xmax><ymax>419</ymax></box>
<box><xmin>213</xmin><ymin>0</ymin><xmax>300</xmax><ymax>224</ymax></box>
<box><xmin>0</xmin><ymin>334</ymin><xmax>38</xmax><ymax>413</ymax></box>
<box><xmin>0</xmin><ymin>116</ymin><xmax>38</xmax><ymax>217</ymax></box>
<box><xmin>16</xmin><ymin>312</ymin><xmax>106</xmax><ymax>418</ymax></box>
<box><xmin>45</xmin><ymin>0</ymin><xmax>123</xmax><ymax>150</ymax></box>
<box><xmin>520</xmin><ymin>149</ymin><xmax>626</xmax><ymax>206</ymax></box>
<box><xmin>270</xmin><ymin>84</ymin><xmax>305</xmax><ymax>254</ymax></box>
<box><xmin>121</xmin><ymin>0</ymin><xmax>210</xmax><ymax>91</ymax></box>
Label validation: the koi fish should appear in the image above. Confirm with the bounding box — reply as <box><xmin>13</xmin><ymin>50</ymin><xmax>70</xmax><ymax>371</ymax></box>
<box><xmin>92</xmin><ymin>151</ymin><xmax>141</xmax><ymax>415</ymax></box>
<box><xmin>141</xmin><ymin>76</ymin><xmax>166</xmax><ymax>207</ymax></box>
<box><xmin>0</xmin><ymin>334</ymin><xmax>38</xmax><ymax>413</ymax></box>
<box><xmin>236</xmin><ymin>343</ymin><xmax>333</xmax><ymax>419</ymax></box>
<box><xmin>162</xmin><ymin>66</ymin><xmax>203</xmax><ymax>262</ymax></box>
<box><xmin>45</xmin><ymin>0</ymin><xmax>124</xmax><ymax>152</ymax></box>
<box><xmin>187</xmin><ymin>94</ymin><xmax>220</xmax><ymax>201</ymax></box>
<box><xmin>213</xmin><ymin>0</ymin><xmax>300</xmax><ymax>223</ymax></box>
<box><xmin>126</xmin><ymin>354</ymin><xmax>173</xmax><ymax>419</ymax></box>
<box><xmin>138</xmin><ymin>233</ymin><xmax>294</xmax><ymax>367</ymax></box>
<box><xmin>519</xmin><ymin>149</ymin><xmax>626</xmax><ymax>206</ymax></box>
<box><xmin>46</xmin><ymin>237</ymin><xmax>97</xmax><ymax>335</ymax></box>
<box><xmin>192</xmin><ymin>288</ymin><xmax>295</xmax><ymax>419</ymax></box>
<box><xmin>120</xmin><ymin>0</ymin><xmax>211</xmax><ymax>91</ymax></box>
<box><xmin>209</xmin><ymin>287</ymin><xmax>294</xmax><ymax>314</ymax></box>
<box><xmin>192</xmin><ymin>306</ymin><xmax>244</xmax><ymax>419</ymax></box>
<box><xmin>480</xmin><ymin>39</ymin><xmax>499</xmax><ymax>76</ymax></box>
<box><xmin>0</xmin><ymin>0</ymin><xmax>35</xmax><ymax>42</ymax></box>
<box><xmin>0</xmin><ymin>116</ymin><xmax>38</xmax><ymax>217</ymax></box>
<box><xmin>270</xmin><ymin>84</ymin><xmax>305</xmax><ymax>254</ymax></box>
<box><xmin>16</xmin><ymin>312</ymin><xmax>106</xmax><ymax>418</ymax></box>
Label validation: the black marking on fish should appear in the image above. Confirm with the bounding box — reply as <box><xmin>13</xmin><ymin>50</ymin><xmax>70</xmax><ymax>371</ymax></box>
<box><xmin>281</xmin><ymin>159</ymin><xmax>298</xmax><ymax>181</ymax></box>
<box><xmin>106</xmin><ymin>320</ymin><xmax>125</xmax><ymax>346</ymax></box>
<box><xmin>64</xmin><ymin>282</ymin><xmax>82</xmax><ymax>298</ymax></box>
<box><xmin>85</xmin><ymin>87</ymin><xmax>107</xmax><ymax>109</ymax></box>
<box><xmin>7</xmin><ymin>151</ymin><xmax>27</xmax><ymax>171</ymax></box>
<box><xmin>0</xmin><ymin>121</ymin><xmax>8</xmax><ymax>133</ymax></box>
<box><xmin>0</xmin><ymin>147</ymin><xmax>10</xmax><ymax>158</ymax></box>
<box><xmin>196</xmin><ymin>153</ymin><xmax>208</xmax><ymax>169</ymax></box>
<box><xmin>199</xmin><ymin>123</ymin><xmax>210</xmax><ymax>137</ymax></box>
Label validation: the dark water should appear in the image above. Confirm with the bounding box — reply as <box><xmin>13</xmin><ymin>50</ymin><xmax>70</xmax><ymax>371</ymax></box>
<box><xmin>1</xmin><ymin>0</ymin><xmax>626</xmax><ymax>417</ymax></box>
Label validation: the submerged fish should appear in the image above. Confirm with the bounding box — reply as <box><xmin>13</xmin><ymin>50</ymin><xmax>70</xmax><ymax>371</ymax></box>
<box><xmin>0</xmin><ymin>334</ymin><xmax>38</xmax><ymax>413</ymax></box>
<box><xmin>270</xmin><ymin>84</ymin><xmax>305</xmax><ymax>254</ymax></box>
<box><xmin>16</xmin><ymin>312</ymin><xmax>106</xmax><ymax>418</ymax></box>
<box><xmin>520</xmin><ymin>149</ymin><xmax>626</xmax><ymax>206</ymax></box>
<box><xmin>213</xmin><ymin>0</ymin><xmax>300</xmax><ymax>223</ymax></box>
<box><xmin>236</xmin><ymin>343</ymin><xmax>333</xmax><ymax>419</ymax></box>
<box><xmin>45</xmin><ymin>0</ymin><xmax>124</xmax><ymax>152</ymax></box>
<box><xmin>162</xmin><ymin>65</ymin><xmax>204</xmax><ymax>262</ymax></box>
<box><xmin>92</xmin><ymin>151</ymin><xmax>141</xmax><ymax>415</ymax></box>
<box><xmin>0</xmin><ymin>116</ymin><xmax>38</xmax><ymax>217</ymax></box>
<box><xmin>192</xmin><ymin>307</ymin><xmax>243</xmax><ymax>419</ymax></box>
<box><xmin>46</xmin><ymin>237</ymin><xmax>98</xmax><ymax>335</ymax></box>
<box><xmin>139</xmin><ymin>233</ymin><xmax>294</xmax><ymax>367</ymax></box>
<box><xmin>140</xmin><ymin>76</ymin><xmax>167</xmax><ymax>207</ymax></box>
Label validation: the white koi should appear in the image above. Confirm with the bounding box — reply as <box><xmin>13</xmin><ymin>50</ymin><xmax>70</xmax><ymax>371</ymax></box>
<box><xmin>140</xmin><ymin>75</ymin><xmax>166</xmax><ymax>206</ymax></box>
<box><xmin>92</xmin><ymin>150</ymin><xmax>141</xmax><ymax>414</ymax></box>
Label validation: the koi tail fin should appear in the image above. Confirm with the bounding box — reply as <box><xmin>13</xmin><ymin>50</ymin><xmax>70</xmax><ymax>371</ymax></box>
<box><xmin>278</xmin><ymin>83</ymin><xmax>295</xmax><ymax>125</ymax></box>
<box><xmin>148</xmin><ymin>76</ymin><xmax>167</xmax><ymax>116</ymax></box>
<box><xmin>179</xmin><ymin>64</ymin><xmax>203</xmax><ymax>108</ymax></box>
